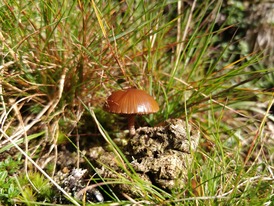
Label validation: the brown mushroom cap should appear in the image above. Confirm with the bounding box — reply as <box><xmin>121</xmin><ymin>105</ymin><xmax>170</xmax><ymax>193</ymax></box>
<box><xmin>104</xmin><ymin>88</ymin><xmax>159</xmax><ymax>114</ymax></box>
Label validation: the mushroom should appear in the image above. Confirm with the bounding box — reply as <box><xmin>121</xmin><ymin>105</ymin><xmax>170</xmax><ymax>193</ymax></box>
<box><xmin>104</xmin><ymin>88</ymin><xmax>159</xmax><ymax>136</ymax></box>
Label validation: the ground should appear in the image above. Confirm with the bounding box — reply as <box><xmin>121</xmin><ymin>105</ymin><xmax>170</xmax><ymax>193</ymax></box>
<box><xmin>50</xmin><ymin>118</ymin><xmax>200</xmax><ymax>203</ymax></box>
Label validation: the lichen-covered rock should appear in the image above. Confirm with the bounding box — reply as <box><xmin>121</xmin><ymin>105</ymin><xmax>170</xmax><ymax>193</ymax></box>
<box><xmin>53</xmin><ymin>168</ymin><xmax>104</xmax><ymax>203</ymax></box>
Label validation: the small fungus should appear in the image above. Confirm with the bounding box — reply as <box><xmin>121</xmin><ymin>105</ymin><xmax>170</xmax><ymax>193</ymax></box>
<box><xmin>104</xmin><ymin>88</ymin><xmax>159</xmax><ymax>136</ymax></box>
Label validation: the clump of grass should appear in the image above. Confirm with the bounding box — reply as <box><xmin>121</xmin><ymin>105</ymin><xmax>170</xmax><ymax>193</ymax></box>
<box><xmin>1</xmin><ymin>0</ymin><xmax>273</xmax><ymax>205</ymax></box>
<box><xmin>0</xmin><ymin>156</ymin><xmax>22</xmax><ymax>205</ymax></box>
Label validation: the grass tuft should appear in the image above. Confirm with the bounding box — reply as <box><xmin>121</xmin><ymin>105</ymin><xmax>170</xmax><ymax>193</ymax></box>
<box><xmin>0</xmin><ymin>0</ymin><xmax>273</xmax><ymax>205</ymax></box>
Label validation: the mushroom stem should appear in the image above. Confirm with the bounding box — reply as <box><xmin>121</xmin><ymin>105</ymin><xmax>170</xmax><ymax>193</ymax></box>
<box><xmin>128</xmin><ymin>114</ymin><xmax>136</xmax><ymax>136</ymax></box>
